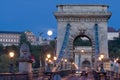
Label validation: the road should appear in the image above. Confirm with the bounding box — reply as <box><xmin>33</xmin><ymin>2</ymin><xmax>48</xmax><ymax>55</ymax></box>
<box><xmin>62</xmin><ymin>72</ymin><xmax>94</xmax><ymax>80</ymax></box>
<box><xmin>35</xmin><ymin>72</ymin><xmax>94</xmax><ymax>80</ymax></box>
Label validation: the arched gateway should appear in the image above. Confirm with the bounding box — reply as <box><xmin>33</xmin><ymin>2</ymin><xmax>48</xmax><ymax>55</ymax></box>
<box><xmin>54</xmin><ymin>4</ymin><xmax>111</xmax><ymax>70</ymax></box>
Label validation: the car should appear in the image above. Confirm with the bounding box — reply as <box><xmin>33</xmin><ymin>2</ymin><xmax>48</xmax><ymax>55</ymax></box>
<box><xmin>75</xmin><ymin>70</ymin><xmax>88</xmax><ymax>77</ymax></box>
<box><xmin>75</xmin><ymin>70</ymin><xmax>82</xmax><ymax>76</ymax></box>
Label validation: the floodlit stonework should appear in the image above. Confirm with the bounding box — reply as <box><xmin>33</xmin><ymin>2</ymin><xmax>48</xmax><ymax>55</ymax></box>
<box><xmin>54</xmin><ymin>4</ymin><xmax>111</xmax><ymax>69</ymax></box>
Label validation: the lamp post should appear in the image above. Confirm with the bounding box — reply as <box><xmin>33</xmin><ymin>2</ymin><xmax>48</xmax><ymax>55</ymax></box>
<box><xmin>9</xmin><ymin>52</ymin><xmax>15</xmax><ymax>73</ymax></box>
<box><xmin>53</xmin><ymin>56</ymin><xmax>57</xmax><ymax>61</ymax></box>
<box><xmin>78</xmin><ymin>49</ymin><xmax>85</xmax><ymax>70</ymax></box>
<box><xmin>64</xmin><ymin>59</ymin><xmax>67</xmax><ymax>69</ymax></box>
<box><xmin>98</xmin><ymin>54</ymin><xmax>105</xmax><ymax>72</ymax></box>
<box><xmin>45</xmin><ymin>54</ymin><xmax>51</xmax><ymax>72</ymax></box>
<box><xmin>53</xmin><ymin>56</ymin><xmax>57</xmax><ymax>67</ymax></box>
<box><xmin>114</xmin><ymin>58</ymin><xmax>119</xmax><ymax>73</ymax></box>
<box><xmin>47</xmin><ymin>54</ymin><xmax>51</xmax><ymax>59</ymax></box>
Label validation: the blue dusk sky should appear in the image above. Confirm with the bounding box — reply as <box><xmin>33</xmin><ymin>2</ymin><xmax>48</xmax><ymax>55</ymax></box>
<box><xmin>0</xmin><ymin>0</ymin><xmax>120</xmax><ymax>38</ymax></box>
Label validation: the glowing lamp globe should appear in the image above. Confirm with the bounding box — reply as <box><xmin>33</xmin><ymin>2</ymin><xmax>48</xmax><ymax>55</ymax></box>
<box><xmin>9</xmin><ymin>52</ymin><xmax>15</xmax><ymax>58</ymax></box>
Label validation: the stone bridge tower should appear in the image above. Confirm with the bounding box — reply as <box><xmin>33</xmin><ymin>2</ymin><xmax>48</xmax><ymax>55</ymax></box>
<box><xmin>54</xmin><ymin>4</ymin><xmax>111</xmax><ymax>70</ymax></box>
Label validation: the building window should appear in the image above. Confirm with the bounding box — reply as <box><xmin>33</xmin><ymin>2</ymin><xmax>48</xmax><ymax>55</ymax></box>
<box><xmin>3</xmin><ymin>39</ymin><xmax>5</xmax><ymax>42</ymax></box>
<box><xmin>8</xmin><ymin>39</ymin><xmax>10</xmax><ymax>42</ymax></box>
<box><xmin>11</xmin><ymin>39</ymin><xmax>13</xmax><ymax>42</ymax></box>
<box><xmin>14</xmin><ymin>39</ymin><xmax>16</xmax><ymax>42</ymax></box>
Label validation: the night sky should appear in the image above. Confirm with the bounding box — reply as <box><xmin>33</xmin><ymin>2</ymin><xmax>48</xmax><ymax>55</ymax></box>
<box><xmin>0</xmin><ymin>0</ymin><xmax>120</xmax><ymax>38</ymax></box>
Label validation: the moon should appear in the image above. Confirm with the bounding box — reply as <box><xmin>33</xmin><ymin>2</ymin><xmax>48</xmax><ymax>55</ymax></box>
<box><xmin>47</xmin><ymin>30</ymin><xmax>53</xmax><ymax>36</ymax></box>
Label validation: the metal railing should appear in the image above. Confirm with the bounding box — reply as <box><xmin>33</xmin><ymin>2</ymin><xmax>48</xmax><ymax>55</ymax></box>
<box><xmin>92</xmin><ymin>70</ymin><xmax>120</xmax><ymax>80</ymax></box>
<box><xmin>106</xmin><ymin>71</ymin><xmax>120</xmax><ymax>80</ymax></box>
<box><xmin>33</xmin><ymin>69</ymin><xmax>74</xmax><ymax>80</ymax></box>
<box><xmin>1</xmin><ymin>70</ymin><xmax>119</xmax><ymax>80</ymax></box>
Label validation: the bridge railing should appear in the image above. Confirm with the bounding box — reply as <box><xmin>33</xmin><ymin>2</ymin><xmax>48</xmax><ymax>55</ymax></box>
<box><xmin>33</xmin><ymin>69</ymin><xmax>120</xmax><ymax>80</ymax></box>
<box><xmin>0</xmin><ymin>69</ymin><xmax>74</xmax><ymax>80</ymax></box>
<box><xmin>105</xmin><ymin>71</ymin><xmax>120</xmax><ymax>80</ymax></box>
<box><xmin>0</xmin><ymin>73</ymin><xmax>29</xmax><ymax>80</ymax></box>
<box><xmin>93</xmin><ymin>70</ymin><xmax>120</xmax><ymax>80</ymax></box>
<box><xmin>34</xmin><ymin>69</ymin><xmax>75</xmax><ymax>80</ymax></box>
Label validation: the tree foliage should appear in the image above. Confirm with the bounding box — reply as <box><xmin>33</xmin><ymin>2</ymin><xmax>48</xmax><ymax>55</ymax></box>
<box><xmin>0</xmin><ymin>34</ymin><xmax>56</xmax><ymax>71</ymax></box>
<box><xmin>19</xmin><ymin>32</ymin><xmax>31</xmax><ymax>47</ymax></box>
<box><xmin>31</xmin><ymin>42</ymin><xmax>55</xmax><ymax>68</ymax></box>
<box><xmin>108</xmin><ymin>37</ymin><xmax>120</xmax><ymax>58</ymax></box>
<box><xmin>74</xmin><ymin>37</ymin><xmax>91</xmax><ymax>46</ymax></box>
<box><xmin>0</xmin><ymin>44</ymin><xmax>4</xmax><ymax>55</ymax></box>
<box><xmin>0</xmin><ymin>53</ymin><xmax>18</xmax><ymax>73</ymax></box>
<box><xmin>0</xmin><ymin>54</ymin><xmax>9</xmax><ymax>72</ymax></box>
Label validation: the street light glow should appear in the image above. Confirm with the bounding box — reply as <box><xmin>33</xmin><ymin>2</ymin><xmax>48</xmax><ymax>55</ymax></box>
<box><xmin>46</xmin><ymin>58</ymin><xmax>48</xmax><ymax>61</ymax></box>
<box><xmin>98</xmin><ymin>57</ymin><xmax>102</xmax><ymax>61</ymax></box>
<box><xmin>54</xmin><ymin>56</ymin><xmax>57</xmax><ymax>60</ymax></box>
<box><xmin>81</xmin><ymin>49</ymin><xmax>85</xmax><ymax>53</ymax></box>
<box><xmin>100</xmin><ymin>54</ymin><xmax>104</xmax><ymax>59</ymax></box>
<box><xmin>48</xmin><ymin>59</ymin><xmax>52</xmax><ymax>63</ymax></box>
<box><xmin>47</xmin><ymin>54</ymin><xmax>51</xmax><ymax>59</ymax></box>
<box><xmin>64</xmin><ymin>59</ymin><xmax>67</xmax><ymax>62</ymax></box>
<box><xmin>9</xmin><ymin>52</ymin><xmax>15</xmax><ymax>58</ymax></box>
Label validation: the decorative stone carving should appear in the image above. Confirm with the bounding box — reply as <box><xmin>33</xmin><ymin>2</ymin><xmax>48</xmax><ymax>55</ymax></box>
<box><xmin>18</xmin><ymin>43</ymin><xmax>32</xmax><ymax>74</ymax></box>
<box><xmin>20</xmin><ymin>43</ymin><xmax>31</xmax><ymax>60</ymax></box>
<box><xmin>57</xmin><ymin>18</ymin><xmax>108</xmax><ymax>22</ymax></box>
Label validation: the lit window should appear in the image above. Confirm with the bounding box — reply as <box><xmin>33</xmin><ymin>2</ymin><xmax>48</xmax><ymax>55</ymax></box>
<box><xmin>8</xmin><ymin>39</ymin><xmax>10</xmax><ymax>42</ymax></box>
<box><xmin>14</xmin><ymin>39</ymin><xmax>16</xmax><ymax>42</ymax></box>
<box><xmin>11</xmin><ymin>39</ymin><xmax>13</xmax><ymax>42</ymax></box>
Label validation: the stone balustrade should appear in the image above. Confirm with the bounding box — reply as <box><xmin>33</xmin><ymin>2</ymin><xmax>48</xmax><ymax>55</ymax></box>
<box><xmin>0</xmin><ymin>73</ymin><xmax>29</xmax><ymax>80</ymax></box>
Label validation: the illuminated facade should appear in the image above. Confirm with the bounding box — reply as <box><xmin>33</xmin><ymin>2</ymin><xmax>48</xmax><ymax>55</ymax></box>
<box><xmin>24</xmin><ymin>31</ymin><xmax>36</xmax><ymax>45</ymax></box>
<box><xmin>0</xmin><ymin>31</ymin><xmax>36</xmax><ymax>46</ymax></box>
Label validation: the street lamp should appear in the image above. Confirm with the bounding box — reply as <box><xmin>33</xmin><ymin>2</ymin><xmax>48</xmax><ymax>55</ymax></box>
<box><xmin>9</xmin><ymin>52</ymin><xmax>15</xmax><ymax>58</ymax></box>
<box><xmin>64</xmin><ymin>59</ymin><xmax>67</xmax><ymax>69</ymax></box>
<box><xmin>98</xmin><ymin>54</ymin><xmax>105</xmax><ymax>72</ymax></box>
<box><xmin>45</xmin><ymin>54</ymin><xmax>51</xmax><ymax>72</ymax></box>
<box><xmin>81</xmin><ymin>49</ymin><xmax>85</xmax><ymax>53</ymax></box>
<box><xmin>53</xmin><ymin>56</ymin><xmax>57</xmax><ymax>61</ymax></box>
<box><xmin>114</xmin><ymin>58</ymin><xmax>119</xmax><ymax>73</ymax></box>
<box><xmin>9</xmin><ymin>52</ymin><xmax>15</xmax><ymax>73</ymax></box>
<box><xmin>47</xmin><ymin>54</ymin><xmax>51</xmax><ymax>59</ymax></box>
<box><xmin>53</xmin><ymin>56</ymin><xmax>57</xmax><ymax>67</ymax></box>
<box><xmin>64</xmin><ymin>59</ymin><xmax>67</xmax><ymax>62</ymax></box>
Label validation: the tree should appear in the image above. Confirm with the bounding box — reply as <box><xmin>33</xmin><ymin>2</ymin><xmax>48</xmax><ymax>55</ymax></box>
<box><xmin>0</xmin><ymin>44</ymin><xmax>4</xmax><ymax>55</ymax></box>
<box><xmin>0</xmin><ymin>54</ymin><xmax>9</xmax><ymax>72</ymax></box>
<box><xmin>30</xmin><ymin>43</ymin><xmax>55</xmax><ymax>68</ymax></box>
<box><xmin>108</xmin><ymin>37</ymin><xmax>120</xmax><ymax>58</ymax></box>
<box><xmin>0</xmin><ymin>53</ymin><xmax>18</xmax><ymax>73</ymax></box>
<box><xmin>19</xmin><ymin>32</ymin><xmax>31</xmax><ymax>46</ymax></box>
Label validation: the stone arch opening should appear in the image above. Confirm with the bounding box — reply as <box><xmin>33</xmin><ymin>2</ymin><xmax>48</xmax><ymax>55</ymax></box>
<box><xmin>82</xmin><ymin>60</ymin><xmax>91</xmax><ymax>70</ymax></box>
<box><xmin>73</xmin><ymin>34</ymin><xmax>93</xmax><ymax>70</ymax></box>
<box><xmin>73</xmin><ymin>35</ymin><xmax>92</xmax><ymax>47</ymax></box>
